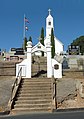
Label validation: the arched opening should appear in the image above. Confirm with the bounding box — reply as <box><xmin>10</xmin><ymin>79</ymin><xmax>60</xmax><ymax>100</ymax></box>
<box><xmin>31</xmin><ymin>51</ymin><xmax>47</xmax><ymax>78</ymax></box>
<box><xmin>16</xmin><ymin>41</ymin><xmax>52</xmax><ymax>78</ymax></box>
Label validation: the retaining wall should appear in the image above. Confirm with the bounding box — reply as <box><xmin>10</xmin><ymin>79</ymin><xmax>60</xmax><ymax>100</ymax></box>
<box><xmin>0</xmin><ymin>61</ymin><xmax>20</xmax><ymax>76</ymax></box>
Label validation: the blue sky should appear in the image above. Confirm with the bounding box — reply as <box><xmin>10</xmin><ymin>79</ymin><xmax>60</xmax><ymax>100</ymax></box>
<box><xmin>0</xmin><ymin>0</ymin><xmax>84</xmax><ymax>51</ymax></box>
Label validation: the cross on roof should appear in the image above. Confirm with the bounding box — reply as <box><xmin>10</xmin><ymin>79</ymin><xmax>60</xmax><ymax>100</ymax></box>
<box><xmin>38</xmin><ymin>37</ymin><xmax>42</xmax><ymax>42</ymax></box>
<box><xmin>48</xmin><ymin>9</ymin><xmax>51</xmax><ymax>15</ymax></box>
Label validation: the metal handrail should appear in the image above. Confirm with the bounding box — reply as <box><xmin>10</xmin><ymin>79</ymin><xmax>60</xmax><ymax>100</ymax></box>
<box><xmin>8</xmin><ymin>67</ymin><xmax>22</xmax><ymax>110</ymax></box>
<box><xmin>53</xmin><ymin>78</ymin><xmax>57</xmax><ymax>109</ymax></box>
<box><xmin>12</xmin><ymin>67</ymin><xmax>22</xmax><ymax>91</ymax></box>
<box><xmin>11</xmin><ymin>67</ymin><xmax>22</xmax><ymax>97</ymax></box>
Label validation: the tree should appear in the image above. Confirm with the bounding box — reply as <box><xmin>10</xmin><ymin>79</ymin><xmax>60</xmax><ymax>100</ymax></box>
<box><xmin>28</xmin><ymin>36</ymin><xmax>32</xmax><ymax>42</ymax></box>
<box><xmin>40</xmin><ymin>27</ymin><xmax>44</xmax><ymax>45</ymax></box>
<box><xmin>51</xmin><ymin>28</ymin><xmax>55</xmax><ymax>58</ymax></box>
<box><xmin>40</xmin><ymin>27</ymin><xmax>44</xmax><ymax>56</ymax></box>
<box><xmin>23</xmin><ymin>37</ymin><xmax>27</xmax><ymax>51</ymax></box>
<box><xmin>71</xmin><ymin>36</ymin><xmax>84</xmax><ymax>54</ymax></box>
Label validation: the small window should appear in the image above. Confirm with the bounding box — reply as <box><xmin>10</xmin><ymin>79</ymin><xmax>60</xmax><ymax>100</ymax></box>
<box><xmin>48</xmin><ymin>21</ymin><xmax>51</xmax><ymax>25</ymax></box>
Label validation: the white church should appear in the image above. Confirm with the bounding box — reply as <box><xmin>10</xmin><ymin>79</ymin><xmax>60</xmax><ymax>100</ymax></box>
<box><xmin>35</xmin><ymin>9</ymin><xmax>63</xmax><ymax>56</ymax></box>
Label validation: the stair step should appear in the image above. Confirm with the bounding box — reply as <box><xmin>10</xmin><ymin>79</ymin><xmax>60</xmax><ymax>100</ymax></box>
<box><xmin>18</xmin><ymin>91</ymin><xmax>52</xmax><ymax>94</ymax></box>
<box><xmin>12</xmin><ymin>107</ymin><xmax>51</xmax><ymax>112</ymax></box>
<box><xmin>19</xmin><ymin>90</ymin><xmax>51</xmax><ymax>93</ymax></box>
<box><xmin>20</xmin><ymin>86</ymin><xmax>51</xmax><ymax>88</ymax></box>
<box><xmin>16</xmin><ymin>96</ymin><xmax>52</xmax><ymax>100</ymax></box>
<box><xmin>19</xmin><ymin>87</ymin><xmax>51</xmax><ymax>91</ymax></box>
<box><xmin>18</xmin><ymin>91</ymin><xmax>51</xmax><ymax>94</ymax></box>
<box><xmin>21</xmin><ymin>84</ymin><xmax>51</xmax><ymax>88</ymax></box>
<box><xmin>21</xmin><ymin>82</ymin><xmax>51</xmax><ymax>86</ymax></box>
<box><xmin>20</xmin><ymin>85</ymin><xmax>51</xmax><ymax>88</ymax></box>
<box><xmin>21</xmin><ymin>81</ymin><xmax>51</xmax><ymax>84</ymax></box>
<box><xmin>23</xmin><ymin>78</ymin><xmax>51</xmax><ymax>81</ymax></box>
<box><xmin>21</xmin><ymin>87</ymin><xmax>51</xmax><ymax>90</ymax></box>
<box><xmin>23</xmin><ymin>78</ymin><xmax>51</xmax><ymax>80</ymax></box>
<box><xmin>14</xmin><ymin>103</ymin><xmax>51</xmax><ymax>109</ymax></box>
<box><xmin>15</xmin><ymin>100</ymin><xmax>52</xmax><ymax>104</ymax></box>
<box><xmin>21</xmin><ymin>86</ymin><xmax>51</xmax><ymax>89</ymax></box>
<box><xmin>17</xmin><ymin>93</ymin><xmax>52</xmax><ymax>98</ymax></box>
<box><xmin>19</xmin><ymin>91</ymin><xmax>51</xmax><ymax>94</ymax></box>
<box><xmin>19</xmin><ymin>86</ymin><xmax>51</xmax><ymax>92</ymax></box>
<box><xmin>22</xmin><ymin>81</ymin><xmax>51</xmax><ymax>84</ymax></box>
<box><xmin>17</xmin><ymin>93</ymin><xmax>52</xmax><ymax>97</ymax></box>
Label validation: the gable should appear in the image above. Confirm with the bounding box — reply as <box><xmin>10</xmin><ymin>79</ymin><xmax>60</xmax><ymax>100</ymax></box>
<box><xmin>31</xmin><ymin>42</ymin><xmax>47</xmax><ymax>53</ymax></box>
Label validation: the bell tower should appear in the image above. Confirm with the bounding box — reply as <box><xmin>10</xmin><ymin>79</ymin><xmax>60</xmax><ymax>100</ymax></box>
<box><xmin>44</xmin><ymin>9</ymin><xmax>63</xmax><ymax>56</ymax></box>
<box><xmin>46</xmin><ymin>9</ymin><xmax>54</xmax><ymax>39</ymax></box>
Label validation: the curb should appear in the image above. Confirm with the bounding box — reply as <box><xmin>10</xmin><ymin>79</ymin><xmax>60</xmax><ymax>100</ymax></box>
<box><xmin>53</xmin><ymin>108</ymin><xmax>84</xmax><ymax>112</ymax></box>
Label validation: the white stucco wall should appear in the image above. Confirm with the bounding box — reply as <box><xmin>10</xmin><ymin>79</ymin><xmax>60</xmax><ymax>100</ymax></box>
<box><xmin>52</xmin><ymin>59</ymin><xmax>62</xmax><ymax>78</ymax></box>
<box><xmin>16</xmin><ymin>59</ymin><xmax>29</xmax><ymax>78</ymax></box>
<box><xmin>46</xmin><ymin>14</ymin><xmax>54</xmax><ymax>38</ymax></box>
<box><xmin>55</xmin><ymin>37</ymin><xmax>63</xmax><ymax>55</ymax></box>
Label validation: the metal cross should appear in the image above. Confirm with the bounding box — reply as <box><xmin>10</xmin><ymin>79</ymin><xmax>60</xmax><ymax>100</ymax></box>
<box><xmin>48</xmin><ymin>9</ymin><xmax>51</xmax><ymax>15</ymax></box>
<box><xmin>38</xmin><ymin>37</ymin><xmax>42</xmax><ymax>42</ymax></box>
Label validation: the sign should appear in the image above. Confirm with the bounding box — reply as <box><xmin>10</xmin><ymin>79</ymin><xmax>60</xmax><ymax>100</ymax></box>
<box><xmin>54</xmin><ymin>64</ymin><xmax>59</xmax><ymax>70</ymax></box>
<box><xmin>68</xmin><ymin>45</ymin><xmax>80</xmax><ymax>55</ymax></box>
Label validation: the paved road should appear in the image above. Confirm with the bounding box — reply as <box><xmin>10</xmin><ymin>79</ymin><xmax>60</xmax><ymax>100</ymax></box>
<box><xmin>1</xmin><ymin>111</ymin><xmax>84</xmax><ymax>119</ymax></box>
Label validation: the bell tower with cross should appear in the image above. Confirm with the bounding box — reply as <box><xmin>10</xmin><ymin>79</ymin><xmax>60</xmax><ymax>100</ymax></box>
<box><xmin>46</xmin><ymin>9</ymin><xmax>54</xmax><ymax>39</ymax></box>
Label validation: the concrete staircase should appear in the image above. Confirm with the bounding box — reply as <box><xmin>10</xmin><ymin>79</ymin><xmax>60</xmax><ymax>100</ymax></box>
<box><xmin>11</xmin><ymin>78</ymin><xmax>53</xmax><ymax>114</ymax></box>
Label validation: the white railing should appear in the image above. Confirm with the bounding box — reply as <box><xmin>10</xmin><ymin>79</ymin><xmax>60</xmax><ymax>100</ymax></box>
<box><xmin>8</xmin><ymin>67</ymin><xmax>22</xmax><ymax>110</ymax></box>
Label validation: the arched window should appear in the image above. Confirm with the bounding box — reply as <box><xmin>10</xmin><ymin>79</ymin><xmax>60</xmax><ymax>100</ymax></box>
<box><xmin>48</xmin><ymin>21</ymin><xmax>51</xmax><ymax>25</ymax></box>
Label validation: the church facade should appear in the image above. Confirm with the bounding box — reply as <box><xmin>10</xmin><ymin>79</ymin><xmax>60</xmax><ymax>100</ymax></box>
<box><xmin>16</xmin><ymin>9</ymin><xmax>63</xmax><ymax>79</ymax></box>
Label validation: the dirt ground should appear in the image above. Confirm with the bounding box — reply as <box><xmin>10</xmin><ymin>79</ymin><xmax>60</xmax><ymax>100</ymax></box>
<box><xmin>0</xmin><ymin>76</ymin><xmax>15</xmax><ymax>111</ymax></box>
<box><xmin>57</xmin><ymin>70</ymin><xmax>84</xmax><ymax>109</ymax></box>
<box><xmin>58</xmin><ymin>92</ymin><xmax>84</xmax><ymax>109</ymax></box>
<box><xmin>63</xmin><ymin>70</ymin><xmax>84</xmax><ymax>79</ymax></box>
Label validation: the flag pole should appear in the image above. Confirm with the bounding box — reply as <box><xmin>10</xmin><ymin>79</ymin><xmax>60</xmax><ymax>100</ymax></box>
<box><xmin>23</xmin><ymin>14</ymin><xmax>26</xmax><ymax>51</ymax></box>
<box><xmin>24</xmin><ymin>14</ymin><xmax>25</xmax><ymax>39</ymax></box>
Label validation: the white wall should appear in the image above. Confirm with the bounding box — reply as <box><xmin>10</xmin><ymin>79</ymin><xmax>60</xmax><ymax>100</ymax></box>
<box><xmin>52</xmin><ymin>59</ymin><xmax>62</xmax><ymax>78</ymax></box>
<box><xmin>16</xmin><ymin>59</ymin><xmax>29</xmax><ymax>78</ymax></box>
<box><xmin>55</xmin><ymin>37</ymin><xmax>63</xmax><ymax>55</ymax></box>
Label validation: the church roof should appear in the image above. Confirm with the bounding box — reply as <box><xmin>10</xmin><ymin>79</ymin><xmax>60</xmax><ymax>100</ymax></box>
<box><xmin>44</xmin><ymin>36</ymin><xmax>63</xmax><ymax>46</ymax></box>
